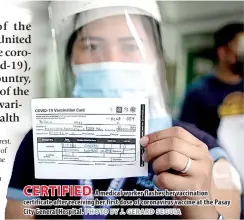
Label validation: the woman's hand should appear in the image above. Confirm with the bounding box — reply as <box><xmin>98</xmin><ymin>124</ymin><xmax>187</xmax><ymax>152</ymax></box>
<box><xmin>140</xmin><ymin>126</ymin><xmax>219</xmax><ymax>219</ymax></box>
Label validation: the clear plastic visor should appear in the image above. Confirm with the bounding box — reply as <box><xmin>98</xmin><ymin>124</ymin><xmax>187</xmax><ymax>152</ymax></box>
<box><xmin>50</xmin><ymin>6</ymin><xmax>172</xmax><ymax>130</ymax></box>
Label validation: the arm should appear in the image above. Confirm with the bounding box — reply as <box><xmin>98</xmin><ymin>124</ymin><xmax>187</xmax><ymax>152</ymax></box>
<box><xmin>5</xmin><ymin>130</ymin><xmax>38</xmax><ymax>219</ymax></box>
<box><xmin>5</xmin><ymin>200</ymin><xmax>35</xmax><ymax>219</ymax></box>
<box><xmin>211</xmin><ymin>158</ymin><xmax>241</xmax><ymax>219</ymax></box>
<box><xmin>187</xmin><ymin>122</ymin><xmax>241</xmax><ymax>218</ymax></box>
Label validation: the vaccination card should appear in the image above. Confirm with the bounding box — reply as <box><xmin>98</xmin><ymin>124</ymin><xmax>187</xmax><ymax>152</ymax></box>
<box><xmin>31</xmin><ymin>98</ymin><xmax>148</xmax><ymax>179</ymax></box>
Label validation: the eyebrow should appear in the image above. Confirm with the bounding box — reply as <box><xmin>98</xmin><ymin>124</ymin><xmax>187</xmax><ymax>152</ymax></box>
<box><xmin>79</xmin><ymin>36</ymin><xmax>144</xmax><ymax>42</ymax></box>
<box><xmin>79</xmin><ymin>36</ymin><xmax>105</xmax><ymax>42</ymax></box>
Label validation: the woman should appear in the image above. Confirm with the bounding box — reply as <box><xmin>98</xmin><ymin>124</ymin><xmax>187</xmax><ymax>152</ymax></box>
<box><xmin>6</xmin><ymin>1</ymin><xmax>241</xmax><ymax>219</ymax></box>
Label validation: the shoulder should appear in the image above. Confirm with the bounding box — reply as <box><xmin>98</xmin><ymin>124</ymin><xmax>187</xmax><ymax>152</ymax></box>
<box><xmin>172</xmin><ymin>120</ymin><xmax>230</xmax><ymax>162</ymax></box>
<box><xmin>14</xmin><ymin>129</ymin><xmax>34</xmax><ymax>161</ymax></box>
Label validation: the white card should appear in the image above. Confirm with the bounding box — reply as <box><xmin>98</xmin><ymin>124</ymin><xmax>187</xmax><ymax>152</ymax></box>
<box><xmin>31</xmin><ymin>98</ymin><xmax>148</xmax><ymax>179</ymax></box>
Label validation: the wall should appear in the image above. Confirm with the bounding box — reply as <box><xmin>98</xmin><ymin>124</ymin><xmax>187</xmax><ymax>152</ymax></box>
<box><xmin>159</xmin><ymin>1</ymin><xmax>244</xmax><ymax>117</ymax></box>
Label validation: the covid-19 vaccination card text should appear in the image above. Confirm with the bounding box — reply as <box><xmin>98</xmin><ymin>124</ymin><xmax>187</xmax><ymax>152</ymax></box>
<box><xmin>31</xmin><ymin>98</ymin><xmax>148</xmax><ymax>179</ymax></box>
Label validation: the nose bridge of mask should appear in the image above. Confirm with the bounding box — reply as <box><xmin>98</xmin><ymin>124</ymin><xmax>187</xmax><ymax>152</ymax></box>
<box><xmin>106</xmin><ymin>68</ymin><xmax>147</xmax><ymax>90</ymax></box>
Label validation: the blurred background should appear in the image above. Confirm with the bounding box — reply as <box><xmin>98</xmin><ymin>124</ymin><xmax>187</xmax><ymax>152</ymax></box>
<box><xmin>158</xmin><ymin>1</ymin><xmax>243</xmax><ymax>117</ymax></box>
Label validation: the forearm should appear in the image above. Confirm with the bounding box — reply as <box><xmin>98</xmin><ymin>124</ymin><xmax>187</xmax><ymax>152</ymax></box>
<box><xmin>211</xmin><ymin>183</ymin><xmax>241</xmax><ymax>219</ymax></box>
<box><xmin>175</xmin><ymin>164</ymin><xmax>241</xmax><ymax>219</ymax></box>
<box><xmin>211</xmin><ymin>159</ymin><xmax>241</xmax><ymax>219</ymax></box>
<box><xmin>5</xmin><ymin>199</ymin><xmax>36</xmax><ymax>219</ymax></box>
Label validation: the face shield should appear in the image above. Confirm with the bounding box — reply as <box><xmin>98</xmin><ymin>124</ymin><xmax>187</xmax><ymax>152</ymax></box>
<box><xmin>48</xmin><ymin>1</ymin><xmax>172</xmax><ymax>133</ymax></box>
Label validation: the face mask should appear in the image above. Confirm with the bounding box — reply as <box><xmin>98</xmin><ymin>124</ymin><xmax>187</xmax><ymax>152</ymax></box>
<box><xmin>72</xmin><ymin>62</ymin><xmax>172</xmax><ymax>133</ymax></box>
<box><xmin>72</xmin><ymin>62</ymin><xmax>157</xmax><ymax>98</ymax></box>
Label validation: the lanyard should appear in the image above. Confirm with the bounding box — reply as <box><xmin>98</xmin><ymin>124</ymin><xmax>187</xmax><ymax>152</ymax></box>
<box><xmin>79</xmin><ymin>178</ymin><xmax>126</xmax><ymax>219</ymax></box>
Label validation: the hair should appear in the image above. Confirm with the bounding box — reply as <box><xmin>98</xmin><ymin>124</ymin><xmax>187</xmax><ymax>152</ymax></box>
<box><xmin>214</xmin><ymin>22</ymin><xmax>244</xmax><ymax>60</ymax></box>
<box><xmin>62</xmin><ymin>14</ymin><xmax>165</xmax><ymax>97</ymax></box>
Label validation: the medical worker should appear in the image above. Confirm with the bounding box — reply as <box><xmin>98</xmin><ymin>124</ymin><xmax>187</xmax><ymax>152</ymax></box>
<box><xmin>6</xmin><ymin>1</ymin><xmax>241</xmax><ymax>219</ymax></box>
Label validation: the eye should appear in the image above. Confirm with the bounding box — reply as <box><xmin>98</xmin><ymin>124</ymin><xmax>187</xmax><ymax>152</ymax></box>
<box><xmin>82</xmin><ymin>42</ymin><xmax>100</xmax><ymax>51</ymax></box>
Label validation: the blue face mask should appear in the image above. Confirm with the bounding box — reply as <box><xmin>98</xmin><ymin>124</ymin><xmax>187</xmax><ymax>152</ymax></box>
<box><xmin>72</xmin><ymin>62</ymin><xmax>151</xmax><ymax>98</ymax></box>
<box><xmin>72</xmin><ymin>62</ymin><xmax>172</xmax><ymax>133</ymax></box>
